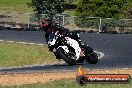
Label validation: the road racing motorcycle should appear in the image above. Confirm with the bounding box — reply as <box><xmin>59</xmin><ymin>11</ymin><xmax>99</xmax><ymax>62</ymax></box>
<box><xmin>47</xmin><ymin>32</ymin><xmax>98</xmax><ymax>65</ymax></box>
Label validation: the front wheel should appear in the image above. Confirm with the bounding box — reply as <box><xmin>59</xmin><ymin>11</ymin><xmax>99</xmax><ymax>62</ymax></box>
<box><xmin>56</xmin><ymin>47</ymin><xmax>76</xmax><ymax>65</ymax></box>
<box><xmin>86</xmin><ymin>52</ymin><xmax>98</xmax><ymax>64</ymax></box>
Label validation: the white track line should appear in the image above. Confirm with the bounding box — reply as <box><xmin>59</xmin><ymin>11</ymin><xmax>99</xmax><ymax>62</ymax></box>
<box><xmin>0</xmin><ymin>40</ymin><xmax>44</xmax><ymax>46</ymax></box>
<box><xmin>0</xmin><ymin>40</ymin><xmax>4</xmax><ymax>42</ymax></box>
<box><xmin>17</xmin><ymin>42</ymin><xmax>27</xmax><ymax>44</ymax></box>
<box><xmin>7</xmin><ymin>41</ymin><xmax>15</xmax><ymax>43</ymax></box>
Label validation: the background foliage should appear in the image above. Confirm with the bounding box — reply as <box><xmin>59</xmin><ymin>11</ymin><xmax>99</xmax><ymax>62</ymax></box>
<box><xmin>29</xmin><ymin>0</ymin><xmax>65</xmax><ymax>14</ymax></box>
<box><xmin>75</xmin><ymin>0</ymin><xmax>132</xmax><ymax>28</ymax></box>
<box><xmin>76</xmin><ymin>0</ymin><xmax>132</xmax><ymax>19</ymax></box>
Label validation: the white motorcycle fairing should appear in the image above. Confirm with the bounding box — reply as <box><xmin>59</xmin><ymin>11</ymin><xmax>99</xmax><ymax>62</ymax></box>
<box><xmin>57</xmin><ymin>46</ymin><xmax>69</xmax><ymax>53</ymax></box>
<box><xmin>47</xmin><ymin>33</ymin><xmax>82</xmax><ymax>60</ymax></box>
<box><xmin>64</xmin><ymin>37</ymin><xmax>82</xmax><ymax>60</ymax></box>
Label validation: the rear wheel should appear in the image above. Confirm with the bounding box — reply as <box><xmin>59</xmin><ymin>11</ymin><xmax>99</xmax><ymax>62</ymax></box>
<box><xmin>86</xmin><ymin>52</ymin><xmax>98</xmax><ymax>64</ymax></box>
<box><xmin>56</xmin><ymin>47</ymin><xmax>76</xmax><ymax>65</ymax></box>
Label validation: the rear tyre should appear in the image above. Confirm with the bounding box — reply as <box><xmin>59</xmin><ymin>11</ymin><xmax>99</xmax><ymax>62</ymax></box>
<box><xmin>56</xmin><ymin>47</ymin><xmax>76</xmax><ymax>65</ymax></box>
<box><xmin>86</xmin><ymin>52</ymin><xmax>98</xmax><ymax>64</ymax></box>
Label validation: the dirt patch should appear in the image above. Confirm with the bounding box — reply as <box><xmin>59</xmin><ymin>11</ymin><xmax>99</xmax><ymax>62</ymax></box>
<box><xmin>0</xmin><ymin>69</ymin><xmax>132</xmax><ymax>86</ymax></box>
<box><xmin>0</xmin><ymin>72</ymin><xmax>76</xmax><ymax>86</ymax></box>
<box><xmin>65</xmin><ymin>23</ymin><xmax>98</xmax><ymax>31</ymax></box>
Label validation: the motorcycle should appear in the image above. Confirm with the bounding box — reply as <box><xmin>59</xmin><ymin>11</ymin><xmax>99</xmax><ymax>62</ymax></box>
<box><xmin>47</xmin><ymin>32</ymin><xmax>98</xmax><ymax>65</ymax></box>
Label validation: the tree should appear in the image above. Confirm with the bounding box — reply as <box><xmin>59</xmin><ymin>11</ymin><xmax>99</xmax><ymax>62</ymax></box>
<box><xmin>28</xmin><ymin>0</ymin><xmax>65</xmax><ymax>14</ymax></box>
<box><xmin>65</xmin><ymin>0</ymin><xmax>78</xmax><ymax>3</ymax></box>
<box><xmin>76</xmin><ymin>0</ymin><xmax>131</xmax><ymax>19</ymax></box>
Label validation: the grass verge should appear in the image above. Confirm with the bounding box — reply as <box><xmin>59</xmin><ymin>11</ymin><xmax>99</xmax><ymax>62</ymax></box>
<box><xmin>0</xmin><ymin>42</ymin><xmax>56</xmax><ymax>67</ymax></box>
<box><xmin>0</xmin><ymin>0</ymin><xmax>33</xmax><ymax>13</ymax></box>
<box><xmin>0</xmin><ymin>69</ymin><xmax>131</xmax><ymax>86</ymax></box>
<box><xmin>1</xmin><ymin>78</ymin><xmax>132</xmax><ymax>88</ymax></box>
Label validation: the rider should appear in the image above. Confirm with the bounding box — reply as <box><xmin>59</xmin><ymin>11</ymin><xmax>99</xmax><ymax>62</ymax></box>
<box><xmin>41</xmin><ymin>18</ymin><xmax>69</xmax><ymax>43</ymax></box>
<box><xmin>41</xmin><ymin>18</ymin><xmax>84</xmax><ymax>52</ymax></box>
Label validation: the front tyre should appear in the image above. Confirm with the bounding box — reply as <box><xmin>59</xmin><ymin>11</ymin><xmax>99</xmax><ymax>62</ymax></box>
<box><xmin>56</xmin><ymin>47</ymin><xmax>76</xmax><ymax>65</ymax></box>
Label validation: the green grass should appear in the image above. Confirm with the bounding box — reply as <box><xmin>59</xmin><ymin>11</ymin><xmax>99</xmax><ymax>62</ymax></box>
<box><xmin>0</xmin><ymin>42</ymin><xmax>56</xmax><ymax>67</ymax></box>
<box><xmin>1</xmin><ymin>79</ymin><xmax>132</xmax><ymax>88</ymax></box>
<box><xmin>0</xmin><ymin>0</ymin><xmax>33</xmax><ymax>13</ymax></box>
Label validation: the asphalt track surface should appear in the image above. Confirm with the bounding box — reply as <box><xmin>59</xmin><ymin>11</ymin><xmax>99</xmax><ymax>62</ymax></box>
<box><xmin>0</xmin><ymin>30</ymin><xmax>132</xmax><ymax>73</ymax></box>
